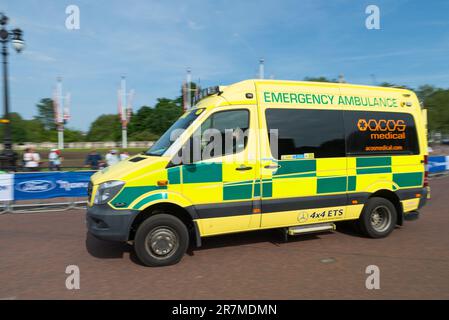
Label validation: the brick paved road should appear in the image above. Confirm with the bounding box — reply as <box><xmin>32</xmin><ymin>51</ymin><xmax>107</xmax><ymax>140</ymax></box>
<box><xmin>1</xmin><ymin>177</ymin><xmax>448</xmax><ymax>299</ymax></box>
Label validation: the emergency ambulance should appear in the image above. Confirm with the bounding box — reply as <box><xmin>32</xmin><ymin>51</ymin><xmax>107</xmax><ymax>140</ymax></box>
<box><xmin>86</xmin><ymin>79</ymin><xmax>429</xmax><ymax>266</ymax></box>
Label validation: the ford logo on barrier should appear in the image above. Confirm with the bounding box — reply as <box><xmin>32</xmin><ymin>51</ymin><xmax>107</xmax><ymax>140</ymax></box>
<box><xmin>16</xmin><ymin>180</ymin><xmax>56</xmax><ymax>193</ymax></box>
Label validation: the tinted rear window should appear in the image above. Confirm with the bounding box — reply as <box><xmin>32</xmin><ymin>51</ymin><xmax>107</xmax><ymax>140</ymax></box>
<box><xmin>265</xmin><ymin>109</ymin><xmax>345</xmax><ymax>159</ymax></box>
<box><xmin>344</xmin><ymin>111</ymin><xmax>419</xmax><ymax>155</ymax></box>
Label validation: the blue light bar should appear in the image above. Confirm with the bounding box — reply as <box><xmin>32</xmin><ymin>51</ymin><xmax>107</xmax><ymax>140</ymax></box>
<box><xmin>193</xmin><ymin>86</ymin><xmax>221</xmax><ymax>104</ymax></box>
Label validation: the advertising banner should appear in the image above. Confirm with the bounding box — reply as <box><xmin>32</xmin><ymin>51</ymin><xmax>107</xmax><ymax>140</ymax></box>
<box><xmin>0</xmin><ymin>174</ymin><xmax>14</xmax><ymax>201</ymax></box>
<box><xmin>13</xmin><ymin>171</ymin><xmax>95</xmax><ymax>200</ymax></box>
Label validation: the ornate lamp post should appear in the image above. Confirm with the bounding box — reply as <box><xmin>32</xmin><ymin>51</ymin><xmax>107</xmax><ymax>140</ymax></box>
<box><xmin>0</xmin><ymin>13</ymin><xmax>24</xmax><ymax>171</ymax></box>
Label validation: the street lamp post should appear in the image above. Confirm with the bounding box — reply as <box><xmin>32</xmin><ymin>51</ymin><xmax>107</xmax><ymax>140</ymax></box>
<box><xmin>0</xmin><ymin>13</ymin><xmax>24</xmax><ymax>171</ymax></box>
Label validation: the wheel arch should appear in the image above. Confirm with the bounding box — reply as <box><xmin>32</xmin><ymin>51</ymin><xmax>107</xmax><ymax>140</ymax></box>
<box><xmin>369</xmin><ymin>189</ymin><xmax>403</xmax><ymax>226</ymax></box>
<box><xmin>128</xmin><ymin>202</ymin><xmax>201</xmax><ymax>245</ymax></box>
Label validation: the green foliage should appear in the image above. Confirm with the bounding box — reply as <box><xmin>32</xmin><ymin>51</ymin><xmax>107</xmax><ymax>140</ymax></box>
<box><xmin>9</xmin><ymin>112</ymin><xmax>27</xmax><ymax>142</ymax></box>
<box><xmin>126</xmin><ymin>97</ymin><xmax>183</xmax><ymax>140</ymax></box>
<box><xmin>0</xmin><ymin>113</ymin><xmax>48</xmax><ymax>143</ymax></box>
<box><xmin>416</xmin><ymin>85</ymin><xmax>437</xmax><ymax>102</ymax></box>
<box><xmin>422</xmin><ymin>88</ymin><xmax>449</xmax><ymax>133</ymax></box>
<box><xmin>64</xmin><ymin>128</ymin><xmax>85</xmax><ymax>142</ymax></box>
<box><xmin>86</xmin><ymin>114</ymin><xmax>121</xmax><ymax>141</ymax></box>
<box><xmin>128</xmin><ymin>130</ymin><xmax>159</xmax><ymax>141</ymax></box>
<box><xmin>23</xmin><ymin>119</ymin><xmax>49</xmax><ymax>142</ymax></box>
<box><xmin>35</xmin><ymin>98</ymin><xmax>56</xmax><ymax>130</ymax></box>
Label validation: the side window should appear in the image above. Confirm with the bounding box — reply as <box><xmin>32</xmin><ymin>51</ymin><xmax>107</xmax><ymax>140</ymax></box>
<box><xmin>179</xmin><ymin>109</ymin><xmax>250</xmax><ymax>163</ymax></box>
<box><xmin>265</xmin><ymin>109</ymin><xmax>345</xmax><ymax>159</ymax></box>
<box><xmin>344</xmin><ymin>111</ymin><xmax>419</xmax><ymax>155</ymax></box>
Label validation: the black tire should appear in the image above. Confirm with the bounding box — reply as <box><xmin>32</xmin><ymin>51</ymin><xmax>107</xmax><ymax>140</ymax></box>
<box><xmin>358</xmin><ymin>197</ymin><xmax>397</xmax><ymax>238</ymax></box>
<box><xmin>134</xmin><ymin>214</ymin><xmax>189</xmax><ymax>267</ymax></box>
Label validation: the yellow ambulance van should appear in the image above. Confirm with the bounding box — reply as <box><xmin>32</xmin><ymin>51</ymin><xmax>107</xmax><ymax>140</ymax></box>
<box><xmin>86</xmin><ymin>79</ymin><xmax>429</xmax><ymax>266</ymax></box>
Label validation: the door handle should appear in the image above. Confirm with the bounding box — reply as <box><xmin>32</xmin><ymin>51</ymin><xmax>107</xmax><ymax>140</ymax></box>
<box><xmin>264</xmin><ymin>164</ymin><xmax>280</xmax><ymax>169</ymax></box>
<box><xmin>235</xmin><ymin>165</ymin><xmax>253</xmax><ymax>171</ymax></box>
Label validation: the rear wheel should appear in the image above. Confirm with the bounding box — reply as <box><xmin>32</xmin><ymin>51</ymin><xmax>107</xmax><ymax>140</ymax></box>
<box><xmin>358</xmin><ymin>197</ymin><xmax>397</xmax><ymax>238</ymax></box>
<box><xmin>134</xmin><ymin>214</ymin><xmax>189</xmax><ymax>267</ymax></box>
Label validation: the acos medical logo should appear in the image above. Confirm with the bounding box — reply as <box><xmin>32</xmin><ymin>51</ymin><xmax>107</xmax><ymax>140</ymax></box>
<box><xmin>16</xmin><ymin>180</ymin><xmax>56</xmax><ymax>193</ymax></box>
<box><xmin>357</xmin><ymin>118</ymin><xmax>406</xmax><ymax>140</ymax></box>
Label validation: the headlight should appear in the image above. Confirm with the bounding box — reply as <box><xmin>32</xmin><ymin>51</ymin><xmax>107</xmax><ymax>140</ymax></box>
<box><xmin>93</xmin><ymin>180</ymin><xmax>125</xmax><ymax>205</ymax></box>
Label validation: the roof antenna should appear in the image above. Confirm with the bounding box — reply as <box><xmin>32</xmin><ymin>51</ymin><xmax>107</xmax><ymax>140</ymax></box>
<box><xmin>259</xmin><ymin>58</ymin><xmax>265</xmax><ymax>79</ymax></box>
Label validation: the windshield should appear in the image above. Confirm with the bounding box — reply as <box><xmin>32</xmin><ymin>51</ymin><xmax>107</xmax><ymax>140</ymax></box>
<box><xmin>145</xmin><ymin>108</ymin><xmax>204</xmax><ymax>156</ymax></box>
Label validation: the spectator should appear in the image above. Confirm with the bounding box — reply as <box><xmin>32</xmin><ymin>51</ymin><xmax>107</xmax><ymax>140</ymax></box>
<box><xmin>105</xmin><ymin>149</ymin><xmax>120</xmax><ymax>167</ymax></box>
<box><xmin>85</xmin><ymin>150</ymin><xmax>102</xmax><ymax>170</ymax></box>
<box><xmin>23</xmin><ymin>147</ymin><xmax>40</xmax><ymax>171</ymax></box>
<box><xmin>48</xmin><ymin>148</ymin><xmax>62</xmax><ymax>171</ymax></box>
<box><xmin>120</xmin><ymin>151</ymin><xmax>130</xmax><ymax>161</ymax></box>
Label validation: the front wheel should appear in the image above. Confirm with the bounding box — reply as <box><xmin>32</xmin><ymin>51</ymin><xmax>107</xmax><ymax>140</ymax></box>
<box><xmin>358</xmin><ymin>197</ymin><xmax>397</xmax><ymax>238</ymax></box>
<box><xmin>134</xmin><ymin>214</ymin><xmax>189</xmax><ymax>267</ymax></box>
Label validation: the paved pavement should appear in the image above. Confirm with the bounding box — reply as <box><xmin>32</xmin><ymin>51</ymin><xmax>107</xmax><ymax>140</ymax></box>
<box><xmin>1</xmin><ymin>177</ymin><xmax>448</xmax><ymax>299</ymax></box>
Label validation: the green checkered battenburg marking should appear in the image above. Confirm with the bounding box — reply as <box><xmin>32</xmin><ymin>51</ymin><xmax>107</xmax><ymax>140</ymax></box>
<box><xmin>182</xmin><ymin>163</ymin><xmax>222</xmax><ymax>183</ymax></box>
<box><xmin>356</xmin><ymin>157</ymin><xmax>391</xmax><ymax>168</ymax></box>
<box><xmin>112</xmin><ymin>186</ymin><xmax>167</xmax><ymax>207</ymax></box>
<box><xmin>357</xmin><ymin>167</ymin><xmax>392</xmax><ymax>175</ymax></box>
<box><xmin>274</xmin><ymin>160</ymin><xmax>316</xmax><ymax>176</ymax></box>
<box><xmin>262</xmin><ymin>180</ymin><xmax>272</xmax><ymax>197</ymax></box>
<box><xmin>133</xmin><ymin>193</ymin><xmax>168</xmax><ymax>209</ymax></box>
<box><xmin>317</xmin><ymin>176</ymin><xmax>347</xmax><ymax>193</ymax></box>
<box><xmin>167</xmin><ymin>166</ymin><xmax>181</xmax><ymax>184</ymax></box>
<box><xmin>393</xmin><ymin>172</ymin><xmax>423</xmax><ymax>187</ymax></box>
<box><xmin>347</xmin><ymin>176</ymin><xmax>356</xmax><ymax>191</ymax></box>
<box><xmin>223</xmin><ymin>183</ymin><xmax>253</xmax><ymax>200</ymax></box>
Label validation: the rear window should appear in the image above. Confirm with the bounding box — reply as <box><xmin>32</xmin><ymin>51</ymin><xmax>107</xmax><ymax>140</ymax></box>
<box><xmin>344</xmin><ymin>111</ymin><xmax>419</xmax><ymax>155</ymax></box>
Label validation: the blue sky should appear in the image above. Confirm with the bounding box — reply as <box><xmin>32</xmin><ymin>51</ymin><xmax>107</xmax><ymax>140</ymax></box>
<box><xmin>2</xmin><ymin>0</ymin><xmax>449</xmax><ymax>131</ymax></box>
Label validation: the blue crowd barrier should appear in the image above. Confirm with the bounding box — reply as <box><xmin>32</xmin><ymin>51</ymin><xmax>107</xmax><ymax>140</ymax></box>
<box><xmin>428</xmin><ymin>155</ymin><xmax>449</xmax><ymax>174</ymax></box>
<box><xmin>13</xmin><ymin>171</ymin><xmax>95</xmax><ymax>200</ymax></box>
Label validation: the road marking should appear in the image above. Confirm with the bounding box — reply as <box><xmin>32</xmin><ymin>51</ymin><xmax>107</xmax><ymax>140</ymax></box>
<box><xmin>320</xmin><ymin>257</ymin><xmax>336</xmax><ymax>264</ymax></box>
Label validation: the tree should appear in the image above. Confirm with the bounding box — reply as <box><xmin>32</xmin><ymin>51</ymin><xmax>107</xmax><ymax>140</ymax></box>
<box><xmin>128</xmin><ymin>98</ymin><xmax>183</xmax><ymax>140</ymax></box>
<box><xmin>86</xmin><ymin>114</ymin><xmax>121</xmax><ymax>141</ymax></box>
<box><xmin>150</xmin><ymin>98</ymin><xmax>183</xmax><ymax>135</ymax></box>
<box><xmin>128</xmin><ymin>106</ymin><xmax>153</xmax><ymax>136</ymax></box>
<box><xmin>35</xmin><ymin>98</ymin><xmax>56</xmax><ymax>130</ymax></box>
<box><xmin>422</xmin><ymin>89</ymin><xmax>449</xmax><ymax>133</ymax></box>
<box><xmin>416</xmin><ymin>85</ymin><xmax>437</xmax><ymax>102</ymax></box>
<box><xmin>10</xmin><ymin>112</ymin><xmax>27</xmax><ymax>143</ymax></box>
<box><xmin>23</xmin><ymin>119</ymin><xmax>49</xmax><ymax>142</ymax></box>
<box><xmin>63</xmin><ymin>128</ymin><xmax>85</xmax><ymax>142</ymax></box>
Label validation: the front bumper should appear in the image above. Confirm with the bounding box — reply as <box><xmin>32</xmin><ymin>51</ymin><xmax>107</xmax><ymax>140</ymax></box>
<box><xmin>86</xmin><ymin>204</ymin><xmax>139</xmax><ymax>242</ymax></box>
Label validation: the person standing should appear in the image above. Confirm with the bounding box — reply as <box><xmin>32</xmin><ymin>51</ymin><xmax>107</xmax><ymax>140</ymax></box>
<box><xmin>105</xmin><ymin>149</ymin><xmax>120</xmax><ymax>167</ymax></box>
<box><xmin>85</xmin><ymin>150</ymin><xmax>102</xmax><ymax>170</ymax></box>
<box><xmin>23</xmin><ymin>148</ymin><xmax>41</xmax><ymax>171</ymax></box>
<box><xmin>120</xmin><ymin>151</ymin><xmax>130</xmax><ymax>161</ymax></box>
<box><xmin>48</xmin><ymin>149</ymin><xmax>62</xmax><ymax>171</ymax></box>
